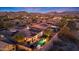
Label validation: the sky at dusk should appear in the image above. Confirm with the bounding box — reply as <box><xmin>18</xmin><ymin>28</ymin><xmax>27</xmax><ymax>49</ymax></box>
<box><xmin>0</xmin><ymin>7</ymin><xmax>79</xmax><ymax>13</ymax></box>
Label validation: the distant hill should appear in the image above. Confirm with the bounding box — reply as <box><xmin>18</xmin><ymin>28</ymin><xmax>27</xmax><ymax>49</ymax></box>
<box><xmin>0</xmin><ymin>11</ymin><xmax>79</xmax><ymax>17</ymax></box>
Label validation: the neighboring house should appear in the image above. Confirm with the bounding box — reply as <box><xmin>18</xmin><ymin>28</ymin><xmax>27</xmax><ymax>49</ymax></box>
<box><xmin>0</xmin><ymin>41</ymin><xmax>15</xmax><ymax>51</ymax></box>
